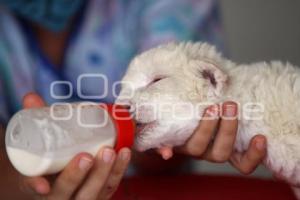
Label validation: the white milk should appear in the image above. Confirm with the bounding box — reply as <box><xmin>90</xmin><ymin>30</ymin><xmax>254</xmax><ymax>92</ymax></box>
<box><xmin>5</xmin><ymin>102</ymin><xmax>120</xmax><ymax>176</ymax></box>
<box><xmin>6</xmin><ymin>138</ymin><xmax>114</xmax><ymax>176</ymax></box>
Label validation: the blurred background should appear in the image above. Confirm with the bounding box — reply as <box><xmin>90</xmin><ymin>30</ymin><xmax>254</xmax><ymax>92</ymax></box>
<box><xmin>222</xmin><ymin>0</ymin><xmax>300</xmax><ymax>65</ymax></box>
<box><xmin>193</xmin><ymin>0</ymin><xmax>300</xmax><ymax>178</ymax></box>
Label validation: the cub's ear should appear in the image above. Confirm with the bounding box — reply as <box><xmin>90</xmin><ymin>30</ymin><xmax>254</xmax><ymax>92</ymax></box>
<box><xmin>194</xmin><ymin>60</ymin><xmax>228</xmax><ymax>98</ymax></box>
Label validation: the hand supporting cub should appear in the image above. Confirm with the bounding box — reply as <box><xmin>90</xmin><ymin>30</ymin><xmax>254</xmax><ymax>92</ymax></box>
<box><xmin>158</xmin><ymin>101</ymin><xmax>267</xmax><ymax>175</ymax></box>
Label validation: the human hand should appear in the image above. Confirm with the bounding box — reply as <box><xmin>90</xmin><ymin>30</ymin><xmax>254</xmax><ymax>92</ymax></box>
<box><xmin>19</xmin><ymin>92</ymin><xmax>131</xmax><ymax>200</ymax></box>
<box><xmin>158</xmin><ymin>101</ymin><xmax>267</xmax><ymax>175</ymax></box>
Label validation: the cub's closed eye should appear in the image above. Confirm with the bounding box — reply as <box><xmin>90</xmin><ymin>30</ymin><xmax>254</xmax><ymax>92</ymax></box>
<box><xmin>147</xmin><ymin>76</ymin><xmax>167</xmax><ymax>87</ymax></box>
<box><xmin>153</xmin><ymin>77</ymin><xmax>163</xmax><ymax>83</ymax></box>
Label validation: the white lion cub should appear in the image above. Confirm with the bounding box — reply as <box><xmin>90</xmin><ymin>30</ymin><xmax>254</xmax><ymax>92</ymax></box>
<box><xmin>116</xmin><ymin>42</ymin><xmax>300</xmax><ymax>186</ymax></box>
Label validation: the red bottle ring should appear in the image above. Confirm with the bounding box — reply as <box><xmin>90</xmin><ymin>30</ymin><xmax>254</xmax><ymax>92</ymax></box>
<box><xmin>101</xmin><ymin>104</ymin><xmax>135</xmax><ymax>152</ymax></box>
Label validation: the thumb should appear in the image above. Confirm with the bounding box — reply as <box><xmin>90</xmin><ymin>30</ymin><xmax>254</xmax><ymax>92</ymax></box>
<box><xmin>22</xmin><ymin>92</ymin><xmax>46</xmax><ymax>108</ymax></box>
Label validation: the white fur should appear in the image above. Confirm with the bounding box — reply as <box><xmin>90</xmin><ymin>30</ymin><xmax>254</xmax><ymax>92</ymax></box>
<box><xmin>116</xmin><ymin>42</ymin><xmax>300</xmax><ymax>186</ymax></box>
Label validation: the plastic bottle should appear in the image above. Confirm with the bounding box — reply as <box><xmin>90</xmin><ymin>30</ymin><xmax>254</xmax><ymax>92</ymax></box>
<box><xmin>5</xmin><ymin>102</ymin><xmax>135</xmax><ymax>176</ymax></box>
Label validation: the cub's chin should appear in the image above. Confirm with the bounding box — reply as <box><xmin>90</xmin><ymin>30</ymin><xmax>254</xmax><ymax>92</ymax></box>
<box><xmin>133</xmin><ymin>121</ymin><xmax>158</xmax><ymax>152</ymax></box>
<box><xmin>133</xmin><ymin>122</ymin><xmax>174</xmax><ymax>152</ymax></box>
<box><xmin>133</xmin><ymin>119</ymin><xmax>199</xmax><ymax>152</ymax></box>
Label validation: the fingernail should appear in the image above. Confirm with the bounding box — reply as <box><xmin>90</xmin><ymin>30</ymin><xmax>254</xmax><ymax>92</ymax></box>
<box><xmin>206</xmin><ymin>105</ymin><xmax>219</xmax><ymax>117</ymax></box>
<box><xmin>79</xmin><ymin>157</ymin><xmax>93</xmax><ymax>171</ymax></box>
<box><xmin>121</xmin><ymin>150</ymin><xmax>131</xmax><ymax>161</ymax></box>
<box><xmin>224</xmin><ymin>103</ymin><xmax>237</xmax><ymax>117</ymax></box>
<box><xmin>102</xmin><ymin>148</ymin><xmax>114</xmax><ymax>163</ymax></box>
<box><xmin>256</xmin><ymin>138</ymin><xmax>266</xmax><ymax>151</ymax></box>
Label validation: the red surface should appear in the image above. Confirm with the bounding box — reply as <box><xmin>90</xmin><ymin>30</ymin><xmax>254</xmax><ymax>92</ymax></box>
<box><xmin>113</xmin><ymin>174</ymin><xmax>296</xmax><ymax>200</ymax></box>
<box><xmin>102</xmin><ymin>104</ymin><xmax>135</xmax><ymax>152</ymax></box>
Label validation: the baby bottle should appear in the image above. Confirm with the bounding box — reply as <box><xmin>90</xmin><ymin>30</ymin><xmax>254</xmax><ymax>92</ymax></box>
<box><xmin>5</xmin><ymin>102</ymin><xmax>135</xmax><ymax>176</ymax></box>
